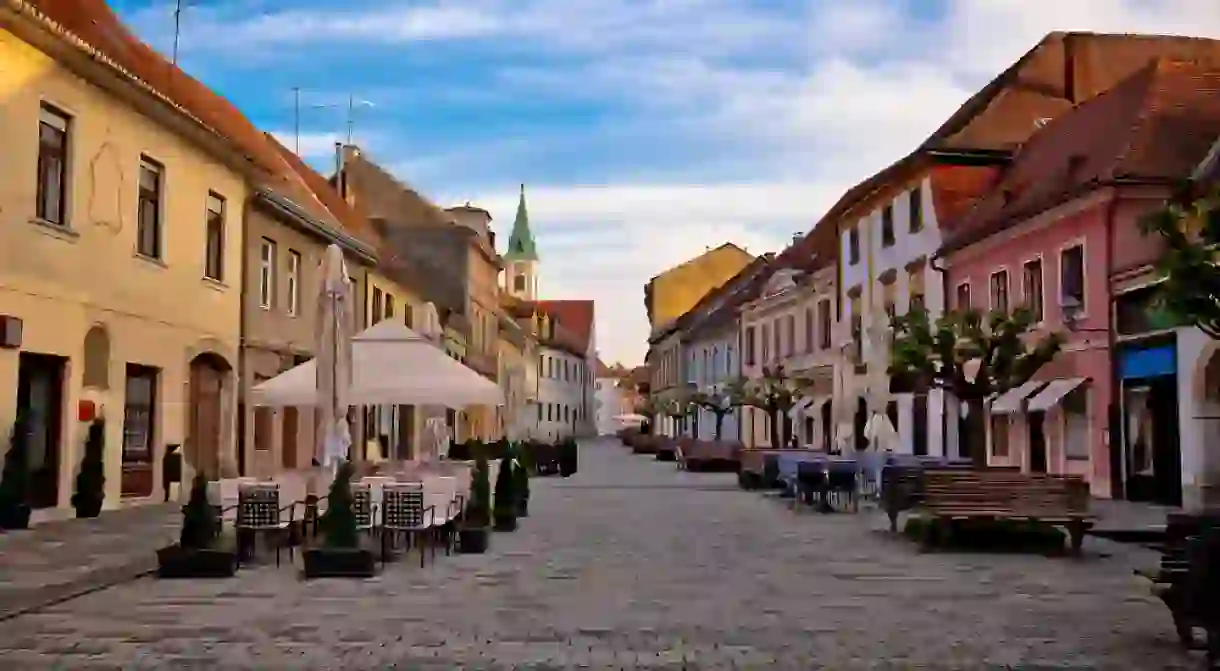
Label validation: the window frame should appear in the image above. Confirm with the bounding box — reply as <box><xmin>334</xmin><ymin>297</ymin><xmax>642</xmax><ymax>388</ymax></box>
<box><xmin>848</xmin><ymin>227</ymin><xmax>861</xmax><ymax>265</ymax></box>
<box><xmin>136</xmin><ymin>156</ymin><xmax>164</xmax><ymax>260</ymax></box>
<box><xmin>259</xmin><ymin>238</ymin><xmax>276</xmax><ymax>309</ymax></box>
<box><xmin>880</xmin><ymin>204</ymin><xmax>895</xmax><ymax>247</ymax></box>
<box><xmin>36</xmin><ymin>103</ymin><xmax>71</xmax><ymax>226</ymax></box>
<box><xmin>204</xmin><ymin>192</ymin><xmax>226</xmax><ymax>281</ymax></box>
<box><xmin>955</xmin><ymin>281</ymin><xmax>971</xmax><ymax>311</ymax></box>
<box><xmin>1058</xmin><ymin>241</ymin><xmax>1087</xmax><ymax>318</ymax></box>
<box><xmin>1022</xmin><ymin>255</ymin><xmax>1045</xmax><ymax>324</ymax></box>
<box><xmin>818</xmin><ymin>298</ymin><xmax>832</xmax><ymax>350</ymax></box>
<box><xmin>122</xmin><ymin>364</ymin><xmax>158</xmax><ymax>465</ymax></box>
<box><xmin>908</xmin><ymin>187</ymin><xmax>923</xmax><ymax>233</ymax></box>
<box><xmin>286</xmin><ymin>250</ymin><xmax>301</xmax><ymax>316</ymax></box>
<box><xmin>989</xmin><ymin>268</ymin><xmax>1010</xmax><ymax>314</ymax></box>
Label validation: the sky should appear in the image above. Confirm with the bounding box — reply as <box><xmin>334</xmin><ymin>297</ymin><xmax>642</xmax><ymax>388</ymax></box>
<box><xmin>111</xmin><ymin>0</ymin><xmax>1220</xmax><ymax>366</ymax></box>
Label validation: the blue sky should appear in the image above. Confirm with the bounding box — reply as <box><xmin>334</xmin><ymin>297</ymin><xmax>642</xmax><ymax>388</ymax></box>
<box><xmin>113</xmin><ymin>0</ymin><xmax>1218</xmax><ymax>365</ymax></box>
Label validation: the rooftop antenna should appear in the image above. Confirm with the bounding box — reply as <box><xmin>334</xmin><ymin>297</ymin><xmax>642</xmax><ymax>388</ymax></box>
<box><xmin>290</xmin><ymin>91</ymin><xmax>340</xmax><ymax>157</ymax></box>
<box><xmin>346</xmin><ymin>94</ymin><xmax>375</xmax><ymax>145</ymax></box>
<box><xmin>171</xmin><ymin>0</ymin><xmax>188</xmax><ymax>67</ymax></box>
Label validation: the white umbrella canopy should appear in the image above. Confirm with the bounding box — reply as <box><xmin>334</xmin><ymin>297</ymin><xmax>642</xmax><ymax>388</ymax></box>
<box><xmin>316</xmin><ymin>244</ymin><xmax>354</xmax><ymax>467</ymax></box>
<box><xmin>252</xmin><ymin>319</ymin><xmax>504</xmax><ymax>408</ymax></box>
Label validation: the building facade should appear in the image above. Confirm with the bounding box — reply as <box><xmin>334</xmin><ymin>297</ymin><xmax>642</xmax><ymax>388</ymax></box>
<box><xmin>0</xmin><ymin>6</ymin><xmax>263</xmax><ymax>515</ymax></box>
<box><xmin>594</xmin><ymin>362</ymin><xmax>631</xmax><ymax>436</ymax></box>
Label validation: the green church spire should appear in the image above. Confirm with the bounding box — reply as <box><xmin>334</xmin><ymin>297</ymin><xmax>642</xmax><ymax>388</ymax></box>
<box><xmin>505</xmin><ymin>183</ymin><xmax>538</xmax><ymax>262</ymax></box>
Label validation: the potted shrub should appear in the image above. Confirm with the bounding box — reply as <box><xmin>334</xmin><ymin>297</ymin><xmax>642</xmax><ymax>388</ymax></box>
<box><xmin>559</xmin><ymin>437</ymin><xmax>578</xmax><ymax>477</ymax></box>
<box><xmin>513</xmin><ymin>448</ymin><xmax>531</xmax><ymax>518</ymax></box>
<box><xmin>303</xmin><ymin>461</ymin><xmax>377</xmax><ymax>578</ymax></box>
<box><xmin>458</xmin><ymin>457</ymin><xmax>491</xmax><ymax>553</ymax></box>
<box><xmin>492</xmin><ymin>455</ymin><xmax>518</xmax><ymax>532</ymax></box>
<box><xmin>71</xmin><ymin>419</ymin><xmax>106</xmax><ymax>518</ymax></box>
<box><xmin>156</xmin><ymin>473</ymin><xmax>238</xmax><ymax>578</ymax></box>
<box><xmin>0</xmin><ymin>414</ymin><xmax>33</xmax><ymax>530</ymax></box>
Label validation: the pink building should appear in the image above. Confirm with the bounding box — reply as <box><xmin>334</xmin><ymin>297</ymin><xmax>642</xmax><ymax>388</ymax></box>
<box><xmin>940</xmin><ymin>58</ymin><xmax>1220</xmax><ymax>502</ymax></box>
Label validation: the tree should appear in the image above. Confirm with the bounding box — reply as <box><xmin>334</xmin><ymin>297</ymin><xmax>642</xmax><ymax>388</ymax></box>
<box><xmin>463</xmin><ymin>456</ymin><xmax>491</xmax><ymax>528</ymax></box>
<box><xmin>179</xmin><ymin>473</ymin><xmax>219</xmax><ymax>549</ymax></box>
<box><xmin>0</xmin><ymin>414</ymin><xmax>32</xmax><ymax>528</ymax></box>
<box><xmin>1141</xmin><ymin>189</ymin><xmax>1220</xmax><ymax>338</ymax></box>
<box><xmin>889</xmin><ymin>306</ymin><xmax>1063</xmax><ymax>465</ymax></box>
<box><xmin>660</xmin><ymin>395</ymin><xmax>694</xmax><ymax>437</ymax></box>
<box><xmin>727</xmin><ymin>365</ymin><xmax>802</xmax><ymax>448</ymax></box>
<box><xmin>691</xmin><ymin>391</ymin><xmax>735</xmax><ymax>441</ymax></box>
<box><xmin>71</xmin><ymin>419</ymin><xmax>106</xmax><ymax>518</ymax></box>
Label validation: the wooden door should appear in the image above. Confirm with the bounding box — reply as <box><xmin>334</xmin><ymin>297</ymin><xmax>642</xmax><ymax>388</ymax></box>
<box><xmin>189</xmin><ymin>359</ymin><xmax>224</xmax><ymax>478</ymax></box>
<box><xmin>17</xmin><ymin>353</ymin><xmax>64</xmax><ymax>509</ymax></box>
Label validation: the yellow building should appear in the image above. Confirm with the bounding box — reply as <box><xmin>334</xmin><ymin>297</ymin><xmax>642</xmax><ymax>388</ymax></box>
<box><xmin>644</xmin><ymin>243</ymin><xmax>755</xmax><ymax>333</ymax></box>
<box><xmin>0</xmin><ymin>5</ymin><xmax>257</xmax><ymax>514</ymax></box>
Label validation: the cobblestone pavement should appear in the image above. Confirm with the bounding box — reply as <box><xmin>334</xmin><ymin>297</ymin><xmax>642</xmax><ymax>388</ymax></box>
<box><xmin>0</xmin><ymin>440</ymin><xmax>1200</xmax><ymax>669</ymax></box>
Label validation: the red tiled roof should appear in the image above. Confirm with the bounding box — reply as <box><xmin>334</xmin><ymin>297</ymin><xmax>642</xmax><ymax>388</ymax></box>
<box><xmin>19</xmin><ymin>0</ymin><xmax>377</xmax><ymax>251</ymax></box>
<box><xmin>535</xmin><ymin>299</ymin><xmax>595</xmax><ymax>352</ymax></box>
<box><xmin>943</xmin><ymin>57</ymin><xmax>1220</xmax><ymax>252</ymax></box>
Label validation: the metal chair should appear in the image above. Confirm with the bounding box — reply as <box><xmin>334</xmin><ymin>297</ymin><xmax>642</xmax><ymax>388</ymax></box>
<box><xmin>352</xmin><ymin>483</ymin><xmax>377</xmax><ymax>542</ymax></box>
<box><xmin>379</xmin><ymin>482</ymin><xmax>434</xmax><ymax>567</ymax></box>
<box><xmin>234</xmin><ymin>483</ymin><xmax>296</xmax><ymax>566</ymax></box>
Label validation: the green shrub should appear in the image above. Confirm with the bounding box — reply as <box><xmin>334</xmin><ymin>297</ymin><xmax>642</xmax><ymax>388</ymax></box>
<box><xmin>71</xmin><ymin>419</ymin><xmax>106</xmax><ymax>518</ymax></box>
<box><xmin>320</xmin><ymin>461</ymin><xmax>358</xmax><ymax>549</ymax></box>
<box><xmin>463</xmin><ymin>457</ymin><xmax>491</xmax><ymax>527</ymax></box>
<box><xmin>180</xmin><ymin>473</ymin><xmax>219</xmax><ymax>549</ymax></box>
<box><xmin>0</xmin><ymin>415</ymin><xmax>32</xmax><ymax>526</ymax></box>
<box><xmin>513</xmin><ymin>449</ymin><xmax>530</xmax><ymax>512</ymax></box>
<box><xmin>904</xmin><ymin>515</ymin><xmax>1067</xmax><ymax>554</ymax></box>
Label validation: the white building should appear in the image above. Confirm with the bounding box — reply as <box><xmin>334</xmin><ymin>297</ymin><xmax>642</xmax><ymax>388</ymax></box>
<box><xmin>594</xmin><ymin>361</ymin><xmax>631</xmax><ymax>435</ymax></box>
<box><xmin>536</xmin><ymin>337</ymin><xmax>589</xmax><ymax>441</ymax></box>
<box><xmin>838</xmin><ymin>173</ymin><xmax>951</xmax><ymax>456</ymax></box>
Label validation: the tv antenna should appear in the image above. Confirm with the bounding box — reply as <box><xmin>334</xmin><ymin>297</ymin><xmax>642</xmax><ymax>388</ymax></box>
<box><xmin>290</xmin><ymin>90</ymin><xmax>341</xmax><ymax>155</ymax></box>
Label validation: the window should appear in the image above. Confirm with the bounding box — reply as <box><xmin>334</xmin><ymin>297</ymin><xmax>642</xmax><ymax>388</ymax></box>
<box><xmin>772</xmin><ymin>319</ymin><xmax>782</xmax><ymax>361</ymax></box>
<box><xmin>1022</xmin><ymin>258</ymin><xmax>1044</xmax><ymax>322</ymax></box>
<box><xmin>848</xmin><ymin>227</ymin><xmax>861</xmax><ymax>265</ymax></box>
<box><xmin>385</xmin><ymin>294</ymin><xmax>395</xmax><ymax>321</ymax></box>
<box><xmin>537</xmin><ymin>404</ymin><xmax>543</xmax><ymax>421</ymax></box>
<box><xmin>886</xmin><ymin>400</ymin><xmax>899</xmax><ymax>430</ymax></box>
<box><xmin>912</xmin><ymin>393</ymin><xmax>928</xmax><ymax>456</ymax></box>
<box><xmin>818</xmin><ymin>299</ymin><xmax>832</xmax><ymax>350</ymax></box>
<box><xmin>785</xmin><ymin>315</ymin><xmax>796</xmax><ymax>357</ymax></box>
<box><xmin>1060</xmin><ymin>244</ymin><xmax>1085</xmax><ymax>312</ymax></box>
<box><xmin>761</xmin><ymin>323</ymin><xmax>770</xmax><ymax>363</ymax></box>
<box><xmin>990</xmin><ymin>415</ymin><xmax>1009</xmax><ymax>457</ymax></box>
<box><xmin>1064</xmin><ymin>388</ymin><xmax>1090</xmax><ymax>460</ymax></box>
<box><xmin>990</xmin><ymin>269</ymin><xmax>1009</xmax><ymax>313</ymax></box>
<box><xmin>804</xmin><ymin>307</ymin><xmax>815</xmax><ymax>353</ymax></box>
<box><xmin>909</xmin><ymin>188</ymin><xmax>923</xmax><ymax>233</ymax></box>
<box><xmin>881</xmin><ymin>204</ymin><xmax>895</xmax><ymax>247</ymax></box>
<box><xmin>204</xmin><ymin>193</ymin><xmax>225</xmax><ymax>281</ymax></box>
<box><xmin>909</xmin><ymin>266</ymin><xmax>925</xmax><ymax>314</ymax></box>
<box><xmin>122</xmin><ymin>365</ymin><xmax>158</xmax><ymax>465</ymax></box>
<box><xmin>744</xmin><ymin>327</ymin><xmax>756</xmax><ymax>366</ymax></box>
<box><xmin>258</xmin><ymin>239</ymin><xmax>276</xmax><ymax>309</ymax></box>
<box><xmin>286</xmin><ymin>251</ymin><xmax>300</xmax><ymax>316</ymax></box>
<box><xmin>137</xmin><ymin>157</ymin><xmax>163</xmax><ymax>258</ymax></box>
<box><xmin>404</xmin><ymin>304</ymin><xmax>414</xmax><ymax>328</ymax></box>
<box><xmin>372</xmin><ymin>287</ymin><xmax>383</xmax><ymax>325</ymax></box>
<box><xmin>37</xmin><ymin>104</ymin><xmax>70</xmax><ymax>225</ymax></box>
<box><xmin>955</xmin><ymin>282</ymin><xmax>971</xmax><ymax>311</ymax></box>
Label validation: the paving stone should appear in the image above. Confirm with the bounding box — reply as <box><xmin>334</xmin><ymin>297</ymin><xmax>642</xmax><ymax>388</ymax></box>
<box><xmin>0</xmin><ymin>439</ymin><xmax>1203</xmax><ymax>668</ymax></box>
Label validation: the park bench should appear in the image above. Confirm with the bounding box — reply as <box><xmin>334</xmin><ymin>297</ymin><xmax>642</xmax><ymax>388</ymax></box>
<box><xmin>1136</xmin><ymin>512</ymin><xmax>1220</xmax><ymax>661</ymax></box>
<box><xmin>880</xmin><ymin>459</ymin><xmax>975</xmax><ymax>531</ymax></box>
<box><xmin>916</xmin><ymin>468</ymin><xmax>1093</xmax><ymax>554</ymax></box>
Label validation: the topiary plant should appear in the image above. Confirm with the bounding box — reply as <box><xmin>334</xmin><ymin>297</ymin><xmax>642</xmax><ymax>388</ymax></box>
<box><xmin>463</xmin><ymin>456</ymin><xmax>491</xmax><ymax>528</ymax></box>
<box><xmin>71</xmin><ymin>419</ymin><xmax>106</xmax><ymax>518</ymax></box>
<box><xmin>512</xmin><ymin>444</ymin><xmax>530</xmax><ymax>516</ymax></box>
<box><xmin>180</xmin><ymin>473</ymin><xmax>219</xmax><ymax>550</ymax></box>
<box><xmin>492</xmin><ymin>455</ymin><xmax>517</xmax><ymax>530</ymax></box>
<box><xmin>0</xmin><ymin>414</ymin><xmax>32</xmax><ymax>529</ymax></box>
<box><xmin>320</xmin><ymin>461</ymin><xmax>359</xmax><ymax>549</ymax></box>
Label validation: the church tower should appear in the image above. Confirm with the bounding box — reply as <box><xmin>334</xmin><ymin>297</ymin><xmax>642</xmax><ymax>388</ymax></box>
<box><xmin>503</xmin><ymin>184</ymin><xmax>539</xmax><ymax>300</ymax></box>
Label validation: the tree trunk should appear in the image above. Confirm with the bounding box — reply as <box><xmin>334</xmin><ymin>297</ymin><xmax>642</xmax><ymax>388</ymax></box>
<box><xmin>964</xmin><ymin>397</ymin><xmax>987</xmax><ymax>467</ymax></box>
<box><xmin>714</xmin><ymin>412</ymin><xmax>724</xmax><ymax>441</ymax></box>
<box><xmin>768</xmin><ymin>405</ymin><xmax>781</xmax><ymax>448</ymax></box>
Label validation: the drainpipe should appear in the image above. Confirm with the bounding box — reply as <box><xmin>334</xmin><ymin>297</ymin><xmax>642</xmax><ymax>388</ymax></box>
<box><xmin>1103</xmin><ymin>189</ymin><xmax>1122</xmax><ymax>500</ymax></box>
<box><xmin>235</xmin><ymin>197</ymin><xmax>252</xmax><ymax>478</ymax></box>
<box><xmin>929</xmin><ymin>252</ymin><xmax>949</xmax><ymax>457</ymax></box>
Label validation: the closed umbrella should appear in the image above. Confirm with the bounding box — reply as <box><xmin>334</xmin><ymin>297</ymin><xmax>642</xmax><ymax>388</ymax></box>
<box><xmin>316</xmin><ymin>244</ymin><xmax>355</xmax><ymax>467</ymax></box>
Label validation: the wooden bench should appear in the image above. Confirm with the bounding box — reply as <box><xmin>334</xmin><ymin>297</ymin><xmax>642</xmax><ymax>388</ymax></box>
<box><xmin>1136</xmin><ymin>512</ymin><xmax>1220</xmax><ymax>659</ymax></box>
<box><xmin>881</xmin><ymin>461</ymin><xmax>978</xmax><ymax>532</ymax></box>
<box><xmin>918</xmin><ymin>468</ymin><xmax>1094</xmax><ymax>555</ymax></box>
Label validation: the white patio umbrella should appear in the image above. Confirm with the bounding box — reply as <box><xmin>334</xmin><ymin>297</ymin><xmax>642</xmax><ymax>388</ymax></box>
<box><xmin>316</xmin><ymin>244</ymin><xmax>355</xmax><ymax>467</ymax></box>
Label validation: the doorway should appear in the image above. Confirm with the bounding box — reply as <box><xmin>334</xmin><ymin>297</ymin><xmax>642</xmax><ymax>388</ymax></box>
<box><xmin>1027</xmin><ymin>410</ymin><xmax>1047</xmax><ymax>473</ymax></box>
<box><xmin>854</xmin><ymin>398</ymin><xmax>868</xmax><ymax>452</ymax></box>
<box><xmin>1123</xmin><ymin>377</ymin><xmax>1182</xmax><ymax>506</ymax></box>
<box><xmin>821</xmin><ymin>401</ymin><xmax>832</xmax><ymax>452</ymax></box>
<box><xmin>17</xmin><ymin>353</ymin><xmax>66</xmax><ymax>509</ymax></box>
<box><xmin>188</xmin><ymin>353</ymin><xmax>229</xmax><ymax>479</ymax></box>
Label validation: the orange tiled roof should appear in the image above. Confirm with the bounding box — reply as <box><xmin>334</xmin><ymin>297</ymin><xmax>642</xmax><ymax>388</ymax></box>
<box><xmin>535</xmin><ymin>299</ymin><xmax>595</xmax><ymax>352</ymax></box>
<box><xmin>943</xmin><ymin>57</ymin><xmax>1220</xmax><ymax>253</ymax></box>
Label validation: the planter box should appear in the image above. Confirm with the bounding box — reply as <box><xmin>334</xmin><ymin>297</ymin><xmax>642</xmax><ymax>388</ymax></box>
<box><xmin>458</xmin><ymin>527</ymin><xmax>490</xmax><ymax>553</ymax></box>
<box><xmin>0</xmin><ymin>505</ymin><xmax>31</xmax><ymax>530</ymax></box>
<box><xmin>493</xmin><ymin>516</ymin><xmax>518</xmax><ymax>532</ymax></box>
<box><xmin>156</xmin><ymin>544</ymin><xmax>238</xmax><ymax>579</ymax></box>
<box><xmin>302</xmin><ymin>547</ymin><xmax>377</xmax><ymax>579</ymax></box>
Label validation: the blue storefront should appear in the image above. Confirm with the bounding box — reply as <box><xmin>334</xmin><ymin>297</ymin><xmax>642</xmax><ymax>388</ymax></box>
<box><xmin>1117</xmin><ymin>338</ymin><xmax>1182</xmax><ymax>506</ymax></box>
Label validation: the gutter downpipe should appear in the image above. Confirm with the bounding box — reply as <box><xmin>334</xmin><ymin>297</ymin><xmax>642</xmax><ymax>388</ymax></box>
<box><xmin>236</xmin><ymin>196</ymin><xmax>252</xmax><ymax>477</ymax></box>
<box><xmin>929</xmin><ymin>252</ymin><xmax>950</xmax><ymax>458</ymax></box>
<box><xmin>1104</xmin><ymin>188</ymin><xmax>1122</xmax><ymax>501</ymax></box>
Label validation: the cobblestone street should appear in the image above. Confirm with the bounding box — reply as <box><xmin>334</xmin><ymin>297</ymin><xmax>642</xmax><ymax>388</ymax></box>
<box><xmin>0</xmin><ymin>439</ymin><xmax>1199</xmax><ymax>669</ymax></box>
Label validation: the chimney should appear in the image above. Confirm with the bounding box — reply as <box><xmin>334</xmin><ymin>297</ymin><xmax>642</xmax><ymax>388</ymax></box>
<box><xmin>334</xmin><ymin>142</ymin><xmax>345</xmax><ymax>199</ymax></box>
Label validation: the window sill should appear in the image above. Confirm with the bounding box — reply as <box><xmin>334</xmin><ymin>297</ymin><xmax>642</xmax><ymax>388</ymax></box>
<box><xmin>134</xmin><ymin>252</ymin><xmax>167</xmax><ymax>269</ymax></box>
<box><xmin>202</xmin><ymin>276</ymin><xmax>227</xmax><ymax>292</ymax></box>
<box><xmin>29</xmin><ymin>217</ymin><xmax>79</xmax><ymax>241</ymax></box>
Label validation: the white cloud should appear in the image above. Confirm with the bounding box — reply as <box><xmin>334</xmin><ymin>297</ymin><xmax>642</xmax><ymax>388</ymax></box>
<box><xmin>126</xmin><ymin>0</ymin><xmax>1220</xmax><ymax>365</ymax></box>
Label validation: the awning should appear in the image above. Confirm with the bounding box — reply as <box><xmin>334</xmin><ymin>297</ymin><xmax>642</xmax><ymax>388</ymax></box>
<box><xmin>787</xmin><ymin>397</ymin><xmax>816</xmax><ymax>418</ymax></box>
<box><xmin>1026</xmin><ymin>378</ymin><xmax>1088</xmax><ymax>412</ymax></box>
<box><xmin>989</xmin><ymin>380</ymin><xmax>1045</xmax><ymax>414</ymax></box>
